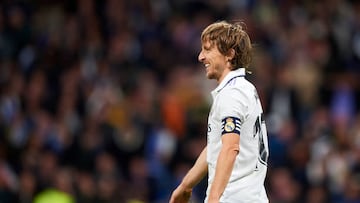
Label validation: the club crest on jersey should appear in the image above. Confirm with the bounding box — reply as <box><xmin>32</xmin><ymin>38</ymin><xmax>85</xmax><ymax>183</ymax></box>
<box><xmin>221</xmin><ymin>116</ymin><xmax>241</xmax><ymax>135</ymax></box>
<box><xmin>224</xmin><ymin>118</ymin><xmax>235</xmax><ymax>132</ymax></box>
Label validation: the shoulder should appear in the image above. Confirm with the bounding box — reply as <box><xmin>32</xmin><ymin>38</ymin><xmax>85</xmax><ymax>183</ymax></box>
<box><xmin>219</xmin><ymin>78</ymin><xmax>255</xmax><ymax>99</ymax></box>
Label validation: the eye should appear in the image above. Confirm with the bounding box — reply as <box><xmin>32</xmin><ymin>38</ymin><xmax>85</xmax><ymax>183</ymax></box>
<box><xmin>203</xmin><ymin>46</ymin><xmax>211</xmax><ymax>52</ymax></box>
<box><xmin>206</xmin><ymin>44</ymin><xmax>213</xmax><ymax>50</ymax></box>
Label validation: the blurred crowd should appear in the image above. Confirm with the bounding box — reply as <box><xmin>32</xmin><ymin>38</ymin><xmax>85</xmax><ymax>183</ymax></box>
<box><xmin>0</xmin><ymin>0</ymin><xmax>359</xmax><ymax>202</ymax></box>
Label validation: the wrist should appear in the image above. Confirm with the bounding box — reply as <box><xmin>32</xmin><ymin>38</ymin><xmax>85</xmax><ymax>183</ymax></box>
<box><xmin>208</xmin><ymin>196</ymin><xmax>220</xmax><ymax>203</ymax></box>
<box><xmin>208</xmin><ymin>193</ymin><xmax>220</xmax><ymax>201</ymax></box>
<box><xmin>179</xmin><ymin>182</ymin><xmax>192</xmax><ymax>193</ymax></box>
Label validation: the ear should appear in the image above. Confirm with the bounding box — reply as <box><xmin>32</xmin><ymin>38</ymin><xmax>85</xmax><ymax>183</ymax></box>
<box><xmin>226</xmin><ymin>48</ymin><xmax>235</xmax><ymax>62</ymax></box>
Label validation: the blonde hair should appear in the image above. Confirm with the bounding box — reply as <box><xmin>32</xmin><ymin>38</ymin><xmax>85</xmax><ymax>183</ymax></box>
<box><xmin>201</xmin><ymin>20</ymin><xmax>253</xmax><ymax>70</ymax></box>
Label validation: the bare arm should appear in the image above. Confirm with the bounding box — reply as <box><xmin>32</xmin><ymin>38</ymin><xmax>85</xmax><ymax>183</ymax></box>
<box><xmin>170</xmin><ymin>146</ymin><xmax>208</xmax><ymax>203</ymax></box>
<box><xmin>208</xmin><ymin>133</ymin><xmax>239</xmax><ymax>203</ymax></box>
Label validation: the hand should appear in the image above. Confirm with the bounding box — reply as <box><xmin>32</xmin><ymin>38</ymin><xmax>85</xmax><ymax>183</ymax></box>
<box><xmin>169</xmin><ymin>185</ymin><xmax>192</xmax><ymax>203</ymax></box>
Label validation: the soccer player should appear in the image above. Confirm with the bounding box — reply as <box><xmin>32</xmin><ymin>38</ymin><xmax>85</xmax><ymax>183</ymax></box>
<box><xmin>169</xmin><ymin>20</ymin><xmax>269</xmax><ymax>203</ymax></box>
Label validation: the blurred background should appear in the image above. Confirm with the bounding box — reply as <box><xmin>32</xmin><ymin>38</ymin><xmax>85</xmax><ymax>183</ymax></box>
<box><xmin>0</xmin><ymin>0</ymin><xmax>359</xmax><ymax>202</ymax></box>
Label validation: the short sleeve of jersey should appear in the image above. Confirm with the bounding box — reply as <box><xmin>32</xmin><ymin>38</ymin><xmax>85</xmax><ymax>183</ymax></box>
<box><xmin>216</xmin><ymin>88</ymin><xmax>250</xmax><ymax>130</ymax></box>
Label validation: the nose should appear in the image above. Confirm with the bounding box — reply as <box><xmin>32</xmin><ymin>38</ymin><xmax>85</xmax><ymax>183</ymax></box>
<box><xmin>198</xmin><ymin>50</ymin><xmax>205</xmax><ymax>62</ymax></box>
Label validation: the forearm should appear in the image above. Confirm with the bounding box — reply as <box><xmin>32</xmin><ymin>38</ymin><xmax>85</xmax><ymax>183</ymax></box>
<box><xmin>179</xmin><ymin>147</ymin><xmax>208</xmax><ymax>190</ymax></box>
<box><xmin>208</xmin><ymin>144</ymin><xmax>238</xmax><ymax>201</ymax></box>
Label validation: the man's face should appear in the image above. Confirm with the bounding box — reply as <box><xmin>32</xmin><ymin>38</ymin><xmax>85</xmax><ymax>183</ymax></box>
<box><xmin>198</xmin><ymin>40</ymin><xmax>229</xmax><ymax>83</ymax></box>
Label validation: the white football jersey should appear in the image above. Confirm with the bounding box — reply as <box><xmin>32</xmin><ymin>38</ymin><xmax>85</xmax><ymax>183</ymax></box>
<box><xmin>205</xmin><ymin>68</ymin><xmax>269</xmax><ymax>203</ymax></box>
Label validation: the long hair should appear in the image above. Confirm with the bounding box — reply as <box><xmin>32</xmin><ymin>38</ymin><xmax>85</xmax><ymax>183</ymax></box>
<box><xmin>201</xmin><ymin>20</ymin><xmax>253</xmax><ymax>70</ymax></box>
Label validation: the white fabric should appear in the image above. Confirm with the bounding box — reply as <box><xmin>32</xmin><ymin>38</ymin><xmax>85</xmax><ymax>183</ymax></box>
<box><xmin>205</xmin><ymin>68</ymin><xmax>269</xmax><ymax>203</ymax></box>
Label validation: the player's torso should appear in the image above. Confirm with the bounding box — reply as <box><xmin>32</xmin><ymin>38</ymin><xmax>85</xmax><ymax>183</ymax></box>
<box><xmin>207</xmin><ymin>78</ymin><xmax>262</xmax><ymax>176</ymax></box>
<box><xmin>206</xmin><ymin>76</ymin><xmax>269</xmax><ymax>202</ymax></box>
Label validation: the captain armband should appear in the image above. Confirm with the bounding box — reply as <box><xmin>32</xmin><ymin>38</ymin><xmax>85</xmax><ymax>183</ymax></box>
<box><xmin>221</xmin><ymin>116</ymin><xmax>241</xmax><ymax>135</ymax></box>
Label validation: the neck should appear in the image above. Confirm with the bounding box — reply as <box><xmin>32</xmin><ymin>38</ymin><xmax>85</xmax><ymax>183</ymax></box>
<box><xmin>217</xmin><ymin>68</ymin><xmax>231</xmax><ymax>84</ymax></box>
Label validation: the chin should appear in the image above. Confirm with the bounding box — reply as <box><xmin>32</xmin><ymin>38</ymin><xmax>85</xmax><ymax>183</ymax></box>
<box><xmin>206</xmin><ymin>72</ymin><xmax>216</xmax><ymax>80</ymax></box>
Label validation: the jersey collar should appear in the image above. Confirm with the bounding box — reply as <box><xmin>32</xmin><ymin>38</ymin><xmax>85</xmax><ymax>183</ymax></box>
<box><xmin>213</xmin><ymin>68</ymin><xmax>246</xmax><ymax>93</ymax></box>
